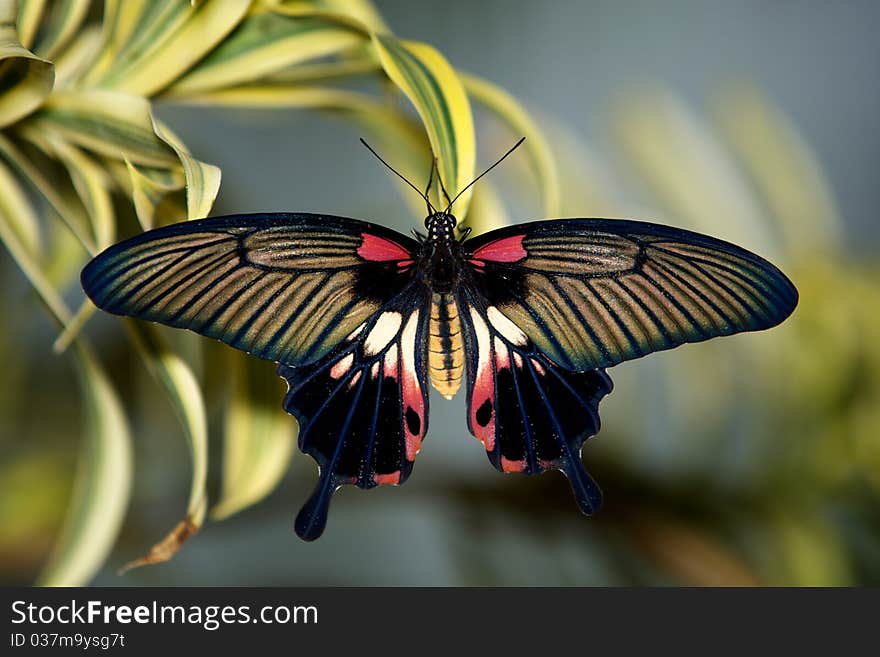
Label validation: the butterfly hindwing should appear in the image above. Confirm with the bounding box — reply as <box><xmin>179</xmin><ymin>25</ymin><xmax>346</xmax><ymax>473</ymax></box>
<box><xmin>466</xmin><ymin>219</ymin><xmax>798</xmax><ymax>371</ymax></box>
<box><xmin>81</xmin><ymin>213</ymin><xmax>419</xmax><ymax>367</ymax></box>
<box><xmin>278</xmin><ymin>282</ymin><xmax>431</xmax><ymax>540</ymax></box>
<box><xmin>459</xmin><ymin>285</ymin><xmax>614</xmax><ymax>515</ymax></box>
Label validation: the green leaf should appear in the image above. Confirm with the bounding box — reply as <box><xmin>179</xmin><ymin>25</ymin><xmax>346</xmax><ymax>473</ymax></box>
<box><xmin>151</xmin><ymin>118</ymin><xmax>221</xmax><ymax>221</ymax></box>
<box><xmin>124</xmin><ymin>158</ymin><xmax>186</xmax><ymax>230</ymax></box>
<box><xmin>372</xmin><ymin>34</ymin><xmax>475</xmax><ymax>216</ymax></box>
<box><xmin>0</xmin><ymin>2</ymin><xmax>54</xmax><ymax>128</ymax></box>
<box><xmin>51</xmin><ymin>25</ymin><xmax>103</xmax><ymax>89</ymax></box>
<box><xmin>27</xmin><ymin>99</ymin><xmax>218</xmax><ymax>352</ymax></box>
<box><xmin>0</xmin><ymin>141</ymin><xmax>41</xmax><ymax>258</ymax></box>
<box><xmin>173</xmin><ymin>82</ymin><xmax>435</xmax><ymax>218</ymax></box>
<box><xmin>0</xmin><ymin>132</ymin><xmax>94</xmax><ymax>253</ymax></box>
<box><xmin>461</xmin><ymin>72</ymin><xmax>560</xmax><ymax>218</ymax></box>
<box><xmin>38</xmin><ymin>136</ymin><xmax>115</xmax><ymax>354</ymax></box>
<box><xmin>0</xmin><ymin>153</ymin><xmax>133</xmax><ymax>587</ymax></box>
<box><xmin>181</xmin><ymin>7</ymin><xmax>476</xmax><ymax>217</ymax></box>
<box><xmin>80</xmin><ymin>0</ymin><xmax>149</xmax><ymax>85</ymax></box>
<box><xmin>165</xmin><ymin>11</ymin><xmax>364</xmax><ymax>97</ymax></box>
<box><xmin>211</xmin><ymin>351</ymin><xmax>295</xmax><ymax>520</ymax></box>
<box><xmin>30</xmin><ymin>89</ymin><xmax>179</xmax><ymax>167</ymax></box>
<box><xmin>307</xmin><ymin>0</ymin><xmax>388</xmax><ymax>33</ymax></box>
<box><xmin>120</xmin><ymin>321</ymin><xmax>209</xmax><ymax>573</ymax></box>
<box><xmin>30</xmin><ymin>0</ymin><xmax>91</xmax><ymax>62</ymax></box>
<box><xmin>94</xmin><ymin>0</ymin><xmax>252</xmax><ymax>96</ymax></box>
<box><xmin>15</xmin><ymin>0</ymin><xmax>47</xmax><ymax>49</ymax></box>
<box><xmin>44</xmin><ymin>135</ymin><xmax>115</xmax><ymax>249</ymax></box>
<box><xmin>36</xmin><ymin>342</ymin><xmax>133</xmax><ymax>586</ymax></box>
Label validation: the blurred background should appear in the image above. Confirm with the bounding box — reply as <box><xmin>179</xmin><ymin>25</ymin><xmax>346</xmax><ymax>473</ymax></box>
<box><xmin>1</xmin><ymin>0</ymin><xmax>878</xmax><ymax>585</ymax></box>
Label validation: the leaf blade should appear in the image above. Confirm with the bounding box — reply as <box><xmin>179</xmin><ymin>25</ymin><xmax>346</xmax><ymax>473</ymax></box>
<box><xmin>36</xmin><ymin>342</ymin><xmax>133</xmax><ymax>586</ymax></box>
<box><xmin>165</xmin><ymin>11</ymin><xmax>364</xmax><ymax>96</ymax></box>
<box><xmin>372</xmin><ymin>34</ymin><xmax>475</xmax><ymax>215</ymax></box>
<box><xmin>120</xmin><ymin>321</ymin><xmax>209</xmax><ymax>572</ymax></box>
<box><xmin>0</xmin><ymin>3</ymin><xmax>54</xmax><ymax>128</ymax></box>
<box><xmin>96</xmin><ymin>0</ymin><xmax>252</xmax><ymax>96</ymax></box>
<box><xmin>211</xmin><ymin>351</ymin><xmax>296</xmax><ymax>520</ymax></box>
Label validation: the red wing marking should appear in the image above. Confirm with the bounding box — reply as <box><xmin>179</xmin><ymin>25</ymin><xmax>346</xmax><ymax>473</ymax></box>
<box><xmin>467</xmin><ymin>305</ymin><xmax>496</xmax><ymax>451</ymax></box>
<box><xmin>400</xmin><ymin>310</ymin><xmax>425</xmax><ymax>460</ymax></box>
<box><xmin>357</xmin><ymin>233</ymin><xmax>413</xmax><ymax>262</ymax></box>
<box><xmin>470</xmin><ymin>234</ymin><xmax>527</xmax><ymax>263</ymax></box>
<box><xmin>374</xmin><ymin>471</ymin><xmax>401</xmax><ymax>485</ymax></box>
<box><xmin>500</xmin><ymin>456</ymin><xmax>527</xmax><ymax>473</ymax></box>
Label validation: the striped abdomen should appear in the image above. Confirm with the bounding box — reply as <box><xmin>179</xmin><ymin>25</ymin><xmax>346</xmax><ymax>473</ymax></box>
<box><xmin>428</xmin><ymin>293</ymin><xmax>464</xmax><ymax>399</ymax></box>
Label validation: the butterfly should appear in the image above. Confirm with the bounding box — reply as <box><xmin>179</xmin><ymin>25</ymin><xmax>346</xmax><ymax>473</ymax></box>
<box><xmin>81</xmin><ymin>140</ymin><xmax>798</xmax><ymax>540</ymax></box>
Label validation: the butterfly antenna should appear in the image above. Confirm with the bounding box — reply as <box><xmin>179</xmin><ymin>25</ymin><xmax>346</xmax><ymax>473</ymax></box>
<box><xmin>434</xmin><ymin>159</ymin><xmax>453</xmax><ymax>208</ymax></box>
<box><xmin>444</xmin><ymin>137</ymin><xmax>526</xmax><ymax>213</ymax></box>
<box><xmin>360</xmin><ymin>138</ymin><xmax>435</xmax><ymax>213</ymax></box>
<box><xmin>423</xmin><ymin>157</ymin><xmax>437</xmax><ymax>215</ymax></box>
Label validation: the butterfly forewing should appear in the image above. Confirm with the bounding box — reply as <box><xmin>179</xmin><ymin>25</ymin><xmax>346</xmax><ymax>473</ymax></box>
<box><xmin>81</xmin><ymin>213</ymin><xmax>419</xmax><ymax>367</ymax></box>
<box><xmin>466</xmin><ymin>219</ymin><xmax>799</xmax><ymax>371</ymax></box>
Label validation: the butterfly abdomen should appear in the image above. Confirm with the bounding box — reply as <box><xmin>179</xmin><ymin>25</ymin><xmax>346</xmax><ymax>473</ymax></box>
<box><xmin>428</xmin><ymin>293</ymin><xmax>464</xmax><ymax>399</ymax></box>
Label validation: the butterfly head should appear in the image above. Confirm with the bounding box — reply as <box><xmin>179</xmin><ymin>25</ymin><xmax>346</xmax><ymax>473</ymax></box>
<box><xmin>425</xmin><ymin>211</ymin><xmax>457</xmax><ymax>242</ymax></box>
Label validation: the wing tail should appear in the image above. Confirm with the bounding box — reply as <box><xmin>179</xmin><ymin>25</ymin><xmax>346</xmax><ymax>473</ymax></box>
<box><xmin>294</xmin><ymin>467</ymin><xmax>337</xmax><ymax>541</ymax></box>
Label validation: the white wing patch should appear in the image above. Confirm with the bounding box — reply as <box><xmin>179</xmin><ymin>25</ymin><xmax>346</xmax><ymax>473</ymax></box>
<box><xmin>487</xmin><ymin>305</ymin><xmax>528</xmax><ymax>346</ymax></box>
<box><xmin>363</xmin><ymin>311</ymin><xmax>403</xmax><ymax>356</ymax></box>
<box><xmin>330</xmin><ymin>352</ymin><xmax>354</xmax><ymax>379</ymax></box>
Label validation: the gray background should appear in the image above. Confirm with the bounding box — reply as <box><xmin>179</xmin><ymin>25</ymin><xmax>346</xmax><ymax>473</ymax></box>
<box><xmin>105</xmin><ymin>0</ymin><xmax>878</xmax><ymax>584</ymax></box>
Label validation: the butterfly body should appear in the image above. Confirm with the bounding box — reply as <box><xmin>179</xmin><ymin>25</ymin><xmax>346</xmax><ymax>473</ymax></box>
<box><xmin>427</xmin><ymin>292</ymin><xmax>464</xmax><ymax>399</ymax></box>
<box><xmin>82</xmin><ymin>210</ymin><xmax>798</xmax><ymax>541</ymax></box>
<box><xmin>411</xmin><ymin>211</ymin><xmax>472</xmax><ymax>399</ymax></box>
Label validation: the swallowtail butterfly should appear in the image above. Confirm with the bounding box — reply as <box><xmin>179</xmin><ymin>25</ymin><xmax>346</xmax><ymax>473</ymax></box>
<box><xmin>81</xmin><ymin>140</ymin><xmax>798</xmax><ymax>540</ymax></box>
